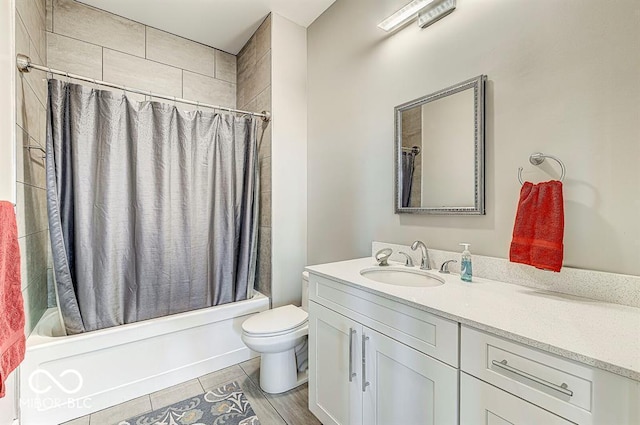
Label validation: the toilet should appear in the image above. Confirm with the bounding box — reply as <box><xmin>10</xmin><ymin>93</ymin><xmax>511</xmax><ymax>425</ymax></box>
<box><xmin>241</xmin><ymin>272</ymin><xmax>310</xmax><ymax>394</ymax></box>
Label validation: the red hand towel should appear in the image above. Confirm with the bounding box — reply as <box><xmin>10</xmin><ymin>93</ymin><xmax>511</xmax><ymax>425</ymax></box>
<box><xmin>0</xmin><ymin>201</ymin><xmax>25</xmax><ymax>398</ymax></box>
<box><xmin>509</xmin><ymin>181</ymin><xmax>564</xmax><ymax>272</ymax></box>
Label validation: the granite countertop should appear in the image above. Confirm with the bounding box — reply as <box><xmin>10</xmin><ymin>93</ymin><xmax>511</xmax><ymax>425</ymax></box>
<box><xmin>305</xmin><ymin>257</ymin><xmax>640</xmax><ymax>381</ymax></box>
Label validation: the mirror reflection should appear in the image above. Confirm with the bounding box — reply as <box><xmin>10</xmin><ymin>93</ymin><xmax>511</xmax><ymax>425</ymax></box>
<box><xmin>395</xmin><ymin>75</ymin><xmax>486</xmax><ymax>215</ymax></box>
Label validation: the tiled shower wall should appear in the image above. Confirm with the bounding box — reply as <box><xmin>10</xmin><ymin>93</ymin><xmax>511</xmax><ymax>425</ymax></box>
<box><xmin>16</xmin><ymin>0</ymin><xmax>49</xmax><ymax>334</ymax></box>
<box><xmin>46</xmin><ymin>0</ymin><xmax>237</xmax><ymax>108</ymax></box>
<box><xmin>237</xmin><ymin>16</ymin><xmax>272</xmax><ymax>298</ymax></box>
<box><xmin>45</xmin><ymin>1</ymin><xmax>272</xmax><ymax>298</ymax></box>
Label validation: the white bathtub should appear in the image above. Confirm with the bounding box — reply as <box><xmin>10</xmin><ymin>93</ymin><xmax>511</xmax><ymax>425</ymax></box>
<box><xmin>20</xmin><ymin>293</ymin><xmax>269</xmax><ymax>425</ymax></box>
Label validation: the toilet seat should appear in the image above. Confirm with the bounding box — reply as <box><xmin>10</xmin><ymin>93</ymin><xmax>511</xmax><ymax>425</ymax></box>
<box><xmin>242</xmin><ymin>305</ymin><xmax>308</xmax><ymax>337</ymax></box>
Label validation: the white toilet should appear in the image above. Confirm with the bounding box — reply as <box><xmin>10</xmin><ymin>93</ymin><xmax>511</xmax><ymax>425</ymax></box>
<box><xmin>241</xmin><ymin>272</ymin><xmax>310</xmax><ymax>394</ymax></box>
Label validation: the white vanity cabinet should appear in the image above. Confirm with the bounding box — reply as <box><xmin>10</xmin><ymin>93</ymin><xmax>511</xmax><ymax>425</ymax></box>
<box><xmin>308</xmin><ymin>273</ymin><xmax>459</xmax><ymax>425</ymax></box>
<box><xmin>460</xmin><ymin>372</ymin><xmax>575</xmax><ymax>425</ymax></box>
<box><xmin>460</xmin><ymin>325</ymin><xmax>640</xmax><ymax>425</ymax></box>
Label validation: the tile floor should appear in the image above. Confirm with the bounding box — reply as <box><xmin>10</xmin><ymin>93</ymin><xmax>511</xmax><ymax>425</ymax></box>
<box><xmin>61</xmin><ymin>358</ymin><xmax>321</xmax><ymax>425</ymax></box>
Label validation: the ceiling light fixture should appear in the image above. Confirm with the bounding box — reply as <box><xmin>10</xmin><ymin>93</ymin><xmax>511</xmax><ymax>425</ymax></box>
<box><xmin>378</xmin><ymin>0</ymin><xmax>456</xmax><ymax>32</ymax></box>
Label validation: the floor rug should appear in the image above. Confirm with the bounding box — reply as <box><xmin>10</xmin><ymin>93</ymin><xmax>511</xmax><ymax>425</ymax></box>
<box><xmin>118</xmin><ymin>381</ymin><xmax>261</xmax><ymax>425</ymax></box>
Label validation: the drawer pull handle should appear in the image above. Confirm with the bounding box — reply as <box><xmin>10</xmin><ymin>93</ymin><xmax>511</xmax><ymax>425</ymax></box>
<box><xmin>492</xmin><ymin>359</ymin><xmax>574</xmax><ymax>397</ymax></box>
<box><xmin>348</xmin><ymin>328</ymin><xmax>356</xmax><ymax>382</ymax></box>
<box><xmin>362</xmin><ymin>335</ymin><xmax>370</xmax><ymax>392</ymax></box>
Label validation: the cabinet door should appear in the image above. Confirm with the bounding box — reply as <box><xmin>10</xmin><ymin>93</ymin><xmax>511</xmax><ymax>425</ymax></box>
<box><xmin>309</xmin><ymin>302</ymin><xmax>362</xmax><ymax>425</ymax></box>
<box><xmin>460</xmin><ymin>373</ymin><xmax>576</xmax><ymax>425</ymax></box>
<box><xmin>362</xmin><ymin>328</ymin><xmax>458</xmax><ymax>425</ymax></box>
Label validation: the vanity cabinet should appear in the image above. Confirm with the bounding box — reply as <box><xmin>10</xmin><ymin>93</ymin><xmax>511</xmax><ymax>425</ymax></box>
<box><xmin>460</xmin><ymin>372</ymin><xmax>575</xmax><ymax>425</ymax></box>
<box><xmin>308</xmin><ymin>274</ymin><xmax>459</xmax><ymax>425</ymax></box>
<box><xmin>307</xmin><ymin>263</ymin><xmax>640</xmax><ymax>425</ymax></box>
<box><xmin>461</xmin><ymin>325</ymin><xmax>640</xmax><ymax>425</ymax></box>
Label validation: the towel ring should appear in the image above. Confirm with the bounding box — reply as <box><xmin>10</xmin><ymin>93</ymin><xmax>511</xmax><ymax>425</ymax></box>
<box><xmin>518</xmin><ymin>152</ymin><xmax>566</xmax><ymax>185</ymax></box>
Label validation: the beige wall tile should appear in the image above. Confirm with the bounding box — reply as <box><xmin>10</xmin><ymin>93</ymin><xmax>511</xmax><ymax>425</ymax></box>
<box><xmin>146</xmin><ymin>27</ymin><xmax>215</xmax><ymax>77</ymax></box>
<box><xmin>103</xmin><ymin>49</ymin><xmax>183</xmax><ymax>98</ymax></box>
<box><xmin>53</xmin><ymin>0</ymin><xmax>145</xmax><ymax>57</ymax></box>
<box><xmin>16</xmin><ymin>126</ymin><xmax>46</xmax><ymax>190</ymax></box>
<box><xmin>259</xmin><ymin>157</ymin><xmax>271</xmax><ymax>193</ymax></box>
<box><xmin>255</xmin><ymin>15</ymin><xmax>271</xmax><ymax>60</ymax></box>
<box><xmin>253</xmin><ymin>51</ymin><xmax>271</xmax><ymax>102</ymax></box>
<box><xmin>16</xmin><ymin>74</ymin><xmax>42</xmax><ymax>137</ymax></box>
<box><xmin>45</xmin><ymin>0</ymin><xmax>52</xmax><ymax>31</ymax></box>
<box><xmin>255</xmin><ymin>86</ymin><xmax>271</xmax><ymax>114</ymax></box>
<box><xmin>258</xmin><ymin>126</ymin><xmax>271</xmax><ymax>160</ymax></box>
<box><xmin>256</xmin><ymin>226</ymin><xmax>271</xmax><ymax>297</ymax></box>
<box><xmin>16</xmin><ymin>12</ymin><xmax>30</xmax><ymax>59</ymax></box>
<box><xmin>236</xmin><ymin>66</ymin><xmax>254</xmax><ymax>110</ymax></box>
<box><xmin>19</xmin><ymin>230</ymin><xmax>48</xmax><ymax>293</ymax></box>
<box><xmin>215</xmin><ymin>50</ymin><xmax>236</xmax><ymax>83</ymax></box>
<box><xmin>16</xmin><ymin>183</ymin><xmax>47</xmax><ymax>238</ymax></box>
<box><xmin>27</xmin><ymin>40</ymin><xmax>47</xmax><ymax>106</ymax></box>
<box><xmin>183</xmin><ymin>71</ymin><xmax>235</xmax><ymax>109</ymax></box>
<box><xmin>237</xmin><ymin>35</ymin><xmax>255</xmax><ymax>77</ymax></box>
<box><xmin>47</xmin><ymin>32</ymin><xmax>102</xmax><ymax>80</ymax></box>
<box><xmin>16</xmin><ymin>0</ymin><xmax>45</xmax><ymax>61</ymax></box>
<box><xmin>259</xmin><ymin>190</ymin><xmax>271</xmax><ymax>227</ymax></box>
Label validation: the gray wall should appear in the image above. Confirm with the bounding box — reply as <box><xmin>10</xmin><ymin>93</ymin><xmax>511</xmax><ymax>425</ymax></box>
<box><xmin>16</xmin><ymin>0</ymin><xmax>49</xmax><ymax>334</ymax></box>
<box><xmin>237</xmin><ymin>16</ymin><xmax>272</xmax><ymax>298</ymax></box>
<box><xmin>307</xmin><ymin>0</ymin><xmax>640</xmax><ymax>276</ymax></box>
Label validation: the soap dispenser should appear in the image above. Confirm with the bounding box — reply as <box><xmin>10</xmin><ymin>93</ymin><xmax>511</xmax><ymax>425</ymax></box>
<box><xmin>460</xmin><ymin>243</ymin><xmax>472</xmax><ymax>282</ymax></box>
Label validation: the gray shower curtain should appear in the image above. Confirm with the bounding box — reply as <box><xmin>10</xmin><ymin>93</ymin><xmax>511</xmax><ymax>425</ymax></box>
<box><xmin>46</xmin><ymin>79</ymin><xmax>259</xmax><ymax>335</ymax></box>
<box><xmin>401</xmin><ymin>152</ymin><xmax>415</xmax><ymax>208</ymax></box>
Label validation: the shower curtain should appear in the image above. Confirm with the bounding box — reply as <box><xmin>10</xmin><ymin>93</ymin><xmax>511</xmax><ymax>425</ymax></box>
<box><xmin>46</xmin><ymin>79</ymin><xmax>259</xmax><ymax>335</ymax></box>
<box><xmin>401</xmin><ymin>152</ymin><xmax>416</xmax><ymax>207</ymax></box>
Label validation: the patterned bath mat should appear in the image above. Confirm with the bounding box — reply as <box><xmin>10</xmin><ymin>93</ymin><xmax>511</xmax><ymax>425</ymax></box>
<box><xmin>118</xmin><ymin>381</ymin><xmax>260</xmax><ymax>425</ymax></box>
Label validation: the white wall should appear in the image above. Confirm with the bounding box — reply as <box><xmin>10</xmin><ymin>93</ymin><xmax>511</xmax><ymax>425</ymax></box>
<box><xmin>271</xmin><ymin>13</ymin><xmax>308</xmax><ymax>307</ymax></box>
<box><xmin>307</xmin><ymin>0</ymin><xmax>640</xmax><ymax>276</ymax></box>
<box><xmin>0</xmin><ymin>0</ymin><xmax>16</xmax><ymax>204</ymax></box>
<box><xmin>0</xmin><ymin>0</ymin><xmax>17</xmax><ymax>422</ymax></box>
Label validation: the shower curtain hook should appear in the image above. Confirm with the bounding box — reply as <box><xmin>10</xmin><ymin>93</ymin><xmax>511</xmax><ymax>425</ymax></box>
<box><xmin>65</xmin><ymin>71</ymin><xmax>70</xmax><ymax>83</ymax></box>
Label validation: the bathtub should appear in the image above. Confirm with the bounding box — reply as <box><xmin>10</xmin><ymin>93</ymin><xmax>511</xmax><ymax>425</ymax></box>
<box><xmin>19</xmin><ymin>293</ymin><xmax>269</xmax><ymax>425</ymax></box>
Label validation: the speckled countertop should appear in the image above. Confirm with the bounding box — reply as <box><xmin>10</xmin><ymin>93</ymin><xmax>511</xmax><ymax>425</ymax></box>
<box><xmin>306</xmin><ymin>257</ymin><xmax>640</xmax><ymax>381</ymax></box>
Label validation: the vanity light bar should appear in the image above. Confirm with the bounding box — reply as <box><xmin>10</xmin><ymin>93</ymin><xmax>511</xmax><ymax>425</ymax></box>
<box><xmin>417</xmin><ymin>0</ymin><xmax>456</xmax><ymax>28</ymax></box>
<box><xmin>378</xmin><ymin>0</ymin><xmax>436</xmax><ymax>32</ymax></box>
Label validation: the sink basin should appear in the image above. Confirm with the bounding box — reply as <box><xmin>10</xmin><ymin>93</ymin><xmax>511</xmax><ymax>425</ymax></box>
<box><xmin>360</xmin><ymin>266</ymin><xmax>445</xmax><ymax>287</ymax></box>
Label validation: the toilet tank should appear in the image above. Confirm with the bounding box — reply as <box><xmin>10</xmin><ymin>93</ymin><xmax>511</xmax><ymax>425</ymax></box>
<box><xmin>302</xmin><ymin>271</ymin><xmax>309</xmax><ymax>312</ymax></box>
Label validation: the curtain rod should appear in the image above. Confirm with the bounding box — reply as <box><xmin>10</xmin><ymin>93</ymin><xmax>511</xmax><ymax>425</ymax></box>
<box><xmin>16</xmin><ymin>53</ymin><xmax>271</xmax><ymax>122</ymax></box>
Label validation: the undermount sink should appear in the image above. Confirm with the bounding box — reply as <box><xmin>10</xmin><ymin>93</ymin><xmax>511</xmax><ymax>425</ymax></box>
<box><xmin>360</xmin><ymin>266</ymin><xmax>445</xmax><ymax>287</ymax></box>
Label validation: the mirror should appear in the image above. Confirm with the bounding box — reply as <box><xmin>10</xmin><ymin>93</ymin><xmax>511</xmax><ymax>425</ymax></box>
<box><xmin>395</xmin><ymin>75</ymin><xmax>486</xmax><ymax>215</ymax></box>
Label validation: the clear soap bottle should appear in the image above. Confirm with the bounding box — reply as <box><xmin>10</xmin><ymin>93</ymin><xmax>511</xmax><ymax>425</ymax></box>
<box><xmin>460</xmin><ymin>243</ymin><xmax>472</xmax><ymax>282</ymax></box>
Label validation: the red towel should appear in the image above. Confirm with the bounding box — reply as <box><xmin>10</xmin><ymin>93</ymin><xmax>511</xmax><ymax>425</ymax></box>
<box><xmin>0</xmin><ymin>201</ymin><xmax>25</xmax><ymax>398</ymax></box>
<box><xmin>509</xmin><ymin>181</ymin><xmax>564</xmax><ymax>272</ymax></box>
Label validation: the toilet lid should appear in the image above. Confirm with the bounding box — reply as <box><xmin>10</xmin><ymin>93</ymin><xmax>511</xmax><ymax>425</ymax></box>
<box><xmin>242</xmin><ymin>305</ymin><xmax>308</xmax><ymax>335</ymax></box>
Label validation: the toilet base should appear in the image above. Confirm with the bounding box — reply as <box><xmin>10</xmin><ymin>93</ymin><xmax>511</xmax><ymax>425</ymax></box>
<box><xmin>259</xmin><ymin>349</ymin><xmax>308</xmax><ymax>394</ymax></box>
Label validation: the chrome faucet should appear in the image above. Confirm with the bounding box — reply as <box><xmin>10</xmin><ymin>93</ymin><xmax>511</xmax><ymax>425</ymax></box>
<box><xmin>410</xmin><ymin>240</ymin><xmax>431</xmax><ymax>270</ymax></box>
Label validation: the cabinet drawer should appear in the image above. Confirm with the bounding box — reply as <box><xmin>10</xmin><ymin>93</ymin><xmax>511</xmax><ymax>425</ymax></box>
<box><xmin>461</xmin><ymin>325</ymin><xmax>640</xmax><ymax>425</ymax></box>
<box><xmin>309</xmin><ymin>273</ymin><xmax>459</xmax><ymax>367</ymax></box>
<box><xmin>460</xmin><ymin>372</ymin><xmax>575</xmax><ymax>425</ymax></box>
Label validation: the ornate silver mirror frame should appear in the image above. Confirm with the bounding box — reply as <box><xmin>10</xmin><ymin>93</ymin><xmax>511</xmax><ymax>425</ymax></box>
<box><xmin>394</xmin><ymin>75</ymin><xmax>486</xmax><ymax>215</ymax></box>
